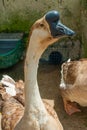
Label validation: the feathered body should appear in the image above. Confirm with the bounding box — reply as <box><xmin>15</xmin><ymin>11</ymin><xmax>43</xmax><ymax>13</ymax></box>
<box><xmin>60</xmin><ymin>59</ymin><xmax>87</xmax><ymax>115</ymax></box>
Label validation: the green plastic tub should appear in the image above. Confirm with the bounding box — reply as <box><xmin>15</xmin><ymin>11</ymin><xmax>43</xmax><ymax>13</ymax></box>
<box><xmin>0</xmin><ymin>33</ymin><xmax>24</xmax><ymax>69</ymax></box>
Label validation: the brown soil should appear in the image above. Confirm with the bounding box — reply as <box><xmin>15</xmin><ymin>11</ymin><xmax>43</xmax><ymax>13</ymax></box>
<box><xmin>0</xmin><ymin>60</ymin><xmax>87</xmax><ymax>130</ymax></box>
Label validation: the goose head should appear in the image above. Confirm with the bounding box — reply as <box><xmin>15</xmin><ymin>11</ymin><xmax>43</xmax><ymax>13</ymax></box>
<box><xmin>29</xmin><ymin>10</ymin><xmax>75</xmax><ymax>50</ymax></box>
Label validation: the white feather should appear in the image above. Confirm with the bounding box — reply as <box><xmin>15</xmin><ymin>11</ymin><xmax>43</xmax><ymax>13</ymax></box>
<box><xmin>0</xmin><ymin>75</ymin><xmax>16</xmax><ymax>96</ymax></box>
<box><xmin>67</xmin><ymin>58</ymin><xmax>71</xmax><ymax>62</ymax></box>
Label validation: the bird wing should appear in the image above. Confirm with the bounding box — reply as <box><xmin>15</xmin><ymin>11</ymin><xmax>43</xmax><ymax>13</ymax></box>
<box><xmin>1</xmin><ymin>97</ymin><xmax>24</xmax><ymax>130</ymax></box>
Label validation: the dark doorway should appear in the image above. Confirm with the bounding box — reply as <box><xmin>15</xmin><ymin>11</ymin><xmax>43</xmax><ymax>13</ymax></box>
<box><xmin>49</xmin><ymin>51</ymin><xmax>62</xmax><ymax>65</ymax></box>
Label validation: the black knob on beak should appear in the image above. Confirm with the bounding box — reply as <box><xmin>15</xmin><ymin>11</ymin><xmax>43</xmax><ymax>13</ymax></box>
<box><xmin>45</xmin><ymin>10</ymin><xmax>60</xmax><ymax>23</ymax></box>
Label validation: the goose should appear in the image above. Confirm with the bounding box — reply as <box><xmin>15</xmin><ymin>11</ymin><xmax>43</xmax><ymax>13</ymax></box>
<box><xmin>60</xmin><ymin>58</ymin><xmax>87</xmax><ymax>115</ymax></box>
<box><xmin>0</xmin><ymin>10</ymin><xmax>75</xmax><ymax>130</ymax></box>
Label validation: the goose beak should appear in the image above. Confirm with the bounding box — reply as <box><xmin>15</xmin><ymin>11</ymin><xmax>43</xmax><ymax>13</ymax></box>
<box><xmin>55</xmin><ymin>22</ymin><xmax>75</xmax><ymax>37</ymax></box>
<box><xmin>45</xmin><ymin>10</ymin><xmax>75</xmax><ymax>38</ymax></box>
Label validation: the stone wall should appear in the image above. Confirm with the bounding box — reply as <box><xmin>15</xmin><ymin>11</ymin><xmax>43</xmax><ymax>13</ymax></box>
<box><xmin>0</xmin><ymin>0</ymin><xmax>59</xmax><ymax>32</ymax></box>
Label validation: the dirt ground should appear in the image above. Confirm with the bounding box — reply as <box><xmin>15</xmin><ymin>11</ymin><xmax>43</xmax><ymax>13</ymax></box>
<box><xmin>0</xmin><ymin>60</ymin><xmax>87</xmax><ymax>130</ymax></box>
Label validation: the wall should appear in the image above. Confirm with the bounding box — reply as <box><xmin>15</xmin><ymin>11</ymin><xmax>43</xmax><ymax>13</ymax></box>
<box><xmin>0</xmin><ymin>0</ymin><xmax>59</xmax><ymax>32</ymax></box>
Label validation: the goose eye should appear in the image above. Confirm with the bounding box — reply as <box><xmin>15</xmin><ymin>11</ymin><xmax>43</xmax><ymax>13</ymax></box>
<box><xmin>40</xmin><ymin>23</ymin><xmax>44</xmax><ymax>27</ymax></box>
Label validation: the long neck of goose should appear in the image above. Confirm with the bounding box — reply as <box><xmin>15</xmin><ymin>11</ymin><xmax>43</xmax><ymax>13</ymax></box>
<box><xmin>24</xmin><ymin>36</ymin><xmax>47</xmax><ymax>114</ymax></box>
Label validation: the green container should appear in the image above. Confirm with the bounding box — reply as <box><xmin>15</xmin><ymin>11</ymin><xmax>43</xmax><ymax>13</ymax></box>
<box><xmin>0</xmin><ymin>33</ymin><xmax>24</xmax><ymax>69</ymax></box>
